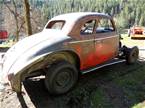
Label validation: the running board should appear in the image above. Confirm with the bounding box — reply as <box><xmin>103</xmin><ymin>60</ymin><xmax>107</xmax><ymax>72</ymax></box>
<box><xmin>82</xmin><ymin>59</ymin><xmax>125</xmax><ymax>74</ymax></box>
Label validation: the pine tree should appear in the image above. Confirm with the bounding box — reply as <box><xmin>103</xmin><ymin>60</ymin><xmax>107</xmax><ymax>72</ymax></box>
<box><xmin>24</xmin><ymin>0</ymin><xmax>32</xmax><ymax>36</ymax></box>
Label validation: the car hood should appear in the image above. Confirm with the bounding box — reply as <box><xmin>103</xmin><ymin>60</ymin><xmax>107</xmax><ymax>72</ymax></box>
<box><xmin>2</xmin><ymin>29</ymin><xmax>70</xmax><ymax>76</ymax></box>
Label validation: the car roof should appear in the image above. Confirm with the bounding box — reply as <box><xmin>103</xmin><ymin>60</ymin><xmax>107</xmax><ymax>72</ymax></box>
<box><xmin>50</xmin><ymin>12</ymin><xmax>111</xmax><ymax>22</ymax></box>
<box><xmin>44</xmin><ymin>12</ymin><xmax>113</xmax><ymax>35</ymax></box>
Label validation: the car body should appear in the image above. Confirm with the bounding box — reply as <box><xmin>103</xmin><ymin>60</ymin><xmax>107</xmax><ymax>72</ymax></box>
<box><xmin>128</xmin><ymin>26</ymin><xmax>145</xmax><ymax>39</ymax></box>
<box><xmin>0</xmin><ymin>12</ymin><xmax>139</xmax><ymax>94</ymax></box>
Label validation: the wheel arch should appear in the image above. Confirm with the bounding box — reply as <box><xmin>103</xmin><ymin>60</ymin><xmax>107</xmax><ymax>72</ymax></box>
<box><xmin>48</xmin><ymin>50</ymin><xmax>81</xmax><ymax>71</ymax></box>
<box><xmin>19</xmin><ymin>50</ymin><xmax>81</xmax><ymax>80</ymax></box>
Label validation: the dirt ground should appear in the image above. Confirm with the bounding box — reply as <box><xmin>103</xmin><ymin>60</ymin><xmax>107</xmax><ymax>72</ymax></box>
<box><xmin>0</xmin><ymin>37</ymin><xmax>145</xmax><ymax>108</ymax></box>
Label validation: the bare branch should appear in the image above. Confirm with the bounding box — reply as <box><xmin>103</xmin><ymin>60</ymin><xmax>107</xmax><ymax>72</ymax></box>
<box><xmin>18</xmin><ymin>21</ymin><xmax>25</xmax><ymax>33</ymax></box>
<box><xmin>11</xmin><ymin>0</ymin><xmax>17</xmax><ymax>16</ymax></box>
<box><xmin>4</xmin><ymin>0</ymin><xmax>20</xmax><ymax>41</ymax></box>
<box><xmin>4</xmin><ymin>2</ymin><xmax>15</xmax><ymax>16</ymax></box>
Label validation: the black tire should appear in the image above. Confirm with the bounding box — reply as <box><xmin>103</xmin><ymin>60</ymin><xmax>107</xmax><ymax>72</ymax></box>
<box><xmin>126</xmin><ymin>46</ymin><xmax>139</xmax><ymax>64</ymax></box>
<box><xmin>45</xmin><ymin>61</ymin><xmax>78</xmax><ymax>95</ymax></box>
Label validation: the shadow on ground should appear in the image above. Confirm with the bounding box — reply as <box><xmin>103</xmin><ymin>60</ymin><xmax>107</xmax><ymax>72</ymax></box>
<box><xmin>18</xmin><ymin>60</ymin><xmax>145</xmax><ymax>108</ymax></box>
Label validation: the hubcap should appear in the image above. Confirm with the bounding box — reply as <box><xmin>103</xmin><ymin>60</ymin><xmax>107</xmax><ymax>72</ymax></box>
<box><xmin>55</xmin><ymin>69</ymin><xmax>72</xmax><ymax>88</ymax></box>
<box><xmin>131</xmin><ymin>51</ymin><xmax>138</xmax><ymax>62</ymax></box>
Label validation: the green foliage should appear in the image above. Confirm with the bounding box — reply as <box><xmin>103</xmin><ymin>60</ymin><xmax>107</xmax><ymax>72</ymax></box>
<box><xmin>37</xmin><ymin>0</ymin><xmax>145</xmax><ymax>29</ymax></box>
<box><xmin>91</xmin><ymin>88</ymin><xmax>113</xmax><ymax>108</ymax></box>
<box><xmin>2</xmin><ymin>0</ymin><xmax>145</xmax><ymax>31</ymax></box>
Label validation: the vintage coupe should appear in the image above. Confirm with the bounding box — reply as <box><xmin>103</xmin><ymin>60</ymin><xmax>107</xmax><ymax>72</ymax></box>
<box><xmin>0</xmin><ymin>12</ymin><xmax>139</xmax><ymax>94</ymax></box>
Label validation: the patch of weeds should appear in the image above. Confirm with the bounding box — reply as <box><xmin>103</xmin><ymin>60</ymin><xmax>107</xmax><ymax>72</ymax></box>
<box><xmin>120</xmin><ymin>65</ymin><xmax>144</xmax><ymax>81</ymax></box>
<box><xmin>115</xmin><ymin>63</ymin><xmax>145</xmax><ymax>87</ymax></box>
<box><xmin>90</xmin><ymin>88</ymin><xmax>113</xmax><ymax>108</ymax></box>
<box><xmin>66</xmin><ymin>87</ymin><xmax>92</xmax><ymax>108</ymax></box>
<box><xmin>114</xmin><ymin>64</ymin><xmax>145</xmax><ymax>106</ymax></box>
<box><xmin>115</xmin><ymin>75</ymin><xmax>138</xmax><ymax>88</ymax></box>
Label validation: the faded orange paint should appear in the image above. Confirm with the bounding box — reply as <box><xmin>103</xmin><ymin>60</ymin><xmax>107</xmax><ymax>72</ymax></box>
<box><xmin>67</xmin><ymin>14</ymin><xmax>119</xmax><ymax>70</ymax></box>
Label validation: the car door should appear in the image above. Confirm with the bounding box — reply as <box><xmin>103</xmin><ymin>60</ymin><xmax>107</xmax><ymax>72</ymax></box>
<box><xmin>69</xmin><ymin>19</ymin><xmax>97</xmax><ymax>70</ymax></box>
<box><xmin>79</xmin><ymin>19</ymin><xmax>97</xmax><ymax>70</ymax></box>
<box><xmin>94</xmin><ymin>17</ymin><xmax>119</xmax><ymax>64</ymax></box>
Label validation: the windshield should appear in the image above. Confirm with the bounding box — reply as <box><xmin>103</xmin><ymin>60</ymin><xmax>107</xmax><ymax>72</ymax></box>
<box><xmin>46</xmin><ymin>20</ymin><xmax>65</xmax><ymax>30</ymax></box>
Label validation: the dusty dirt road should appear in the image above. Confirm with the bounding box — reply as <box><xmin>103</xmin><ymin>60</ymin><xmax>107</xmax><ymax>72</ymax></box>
<box><xmin>0</xmin><ymin>37</ymin><xmax>145</xmax><ymax>108</ymax></box>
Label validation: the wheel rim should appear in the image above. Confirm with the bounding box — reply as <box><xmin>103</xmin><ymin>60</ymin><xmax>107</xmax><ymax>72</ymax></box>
<box><xmin>54</xmin><ymin>68</ymin><xmax>73</xmax><ymax>89</ymax></box>
<box><xmin>131</xmin><ymin>50</ymin><xmax>138</xmax><ymax>62</ymax></box>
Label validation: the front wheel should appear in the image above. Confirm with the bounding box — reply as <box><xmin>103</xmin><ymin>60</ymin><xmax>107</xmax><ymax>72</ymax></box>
<box><xmin>45</xmin><ymin>61</ymin><xmax>78</xmax><ymax>95</ymax></box>
<box><xmin>125</xmin><ymin>46</ymin><xmax>139</xmax><ymax>64</ymax></box>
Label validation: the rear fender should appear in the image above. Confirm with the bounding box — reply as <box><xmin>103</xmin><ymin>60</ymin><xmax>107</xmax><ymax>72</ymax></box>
<box><xmin>11</xmin><ymin>50</ymin><xmax>80</xmax><ymax>92</ymax></box>
<box><xmin>21</xmin><ymin>50</ymin><xmax>81</xmax><ymax>79</ymax></box>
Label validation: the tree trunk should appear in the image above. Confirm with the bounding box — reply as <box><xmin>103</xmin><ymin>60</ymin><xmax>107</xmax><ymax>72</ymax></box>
<box><xmin>24</xmin><ymin>0</ymin><xmax>32</xmax><ymax>36</ymax></box>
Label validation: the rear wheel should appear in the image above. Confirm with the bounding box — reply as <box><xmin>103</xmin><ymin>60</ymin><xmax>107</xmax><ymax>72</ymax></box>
<box><xmin>125</xmin><ymin>46</ymin><xmax>139</xmax><ymax>64</ymax></box>
<box><xmin>45</xmin><ymin>61</ymin><xmax>78</xmax><ymax>95</ymax></box>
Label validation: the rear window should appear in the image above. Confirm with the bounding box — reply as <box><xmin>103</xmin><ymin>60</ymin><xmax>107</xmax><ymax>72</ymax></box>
<box><xmin>46</xmin><ymin>20</ymin><xmax>65</xmax><ymax>30</ymax></box>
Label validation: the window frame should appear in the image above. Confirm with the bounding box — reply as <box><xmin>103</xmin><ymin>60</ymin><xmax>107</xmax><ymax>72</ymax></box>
<box><xmin>80</xmin><ymin>19</ymin><xmax>96</xmax><ymax>35</ymax></box>
<box><xmin>96</xmin><ymin>17</ymin><xmax>115</xmax><ymax>34</ymax></box>
<box><xmin>46</xmin><ymin>20</ymin><xmax>65</xmax><ymax>30</ymax></box>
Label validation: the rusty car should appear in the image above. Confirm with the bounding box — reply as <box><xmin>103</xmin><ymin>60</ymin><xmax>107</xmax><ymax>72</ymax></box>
<box><xmin>0</xmin><ymin>12</ymin><xmax>139</xmax><ymax>95</ymax></box>
<box><xmin>128</xmin><ymin>26</ymin><xmax>145</xmax><ymax>39</ymax></box>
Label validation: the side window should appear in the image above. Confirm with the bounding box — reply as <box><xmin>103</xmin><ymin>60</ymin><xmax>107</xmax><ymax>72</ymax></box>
<box><xmin>96</xmin><ymin>18</ymin><xmax>115</xmax><ymax>33</ymax></box>
<box><xmin>46</xmin><ymin>20</ymin><xmax>65</xmax><ymax>30</ymax></box>
<box><xmin>80</xmin><ymin>20</ymin><xmax>95</xmax><ymax>35</ymax></box>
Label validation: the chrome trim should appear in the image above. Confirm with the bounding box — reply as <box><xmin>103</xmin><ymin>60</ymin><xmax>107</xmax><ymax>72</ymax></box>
<box><xmin>82</xmin><ymin>59</ymin><xmax>125</xmax><ymax>74</ymax></box>
<box><xmin>69</xmin><ymin>35</ymin><xmax>118</xmax><ymax>44</ymax></box>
